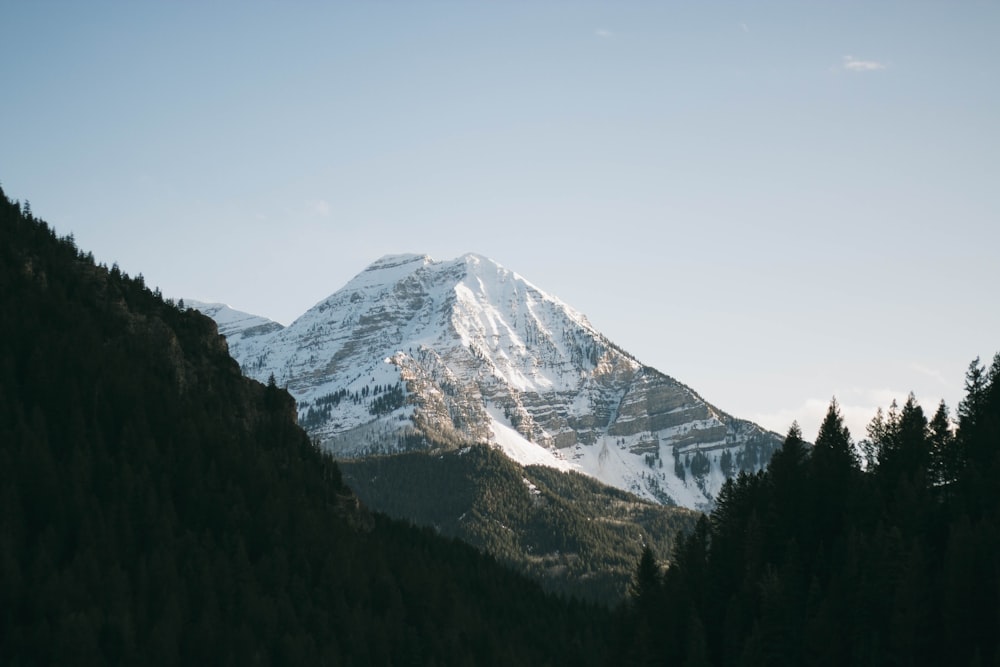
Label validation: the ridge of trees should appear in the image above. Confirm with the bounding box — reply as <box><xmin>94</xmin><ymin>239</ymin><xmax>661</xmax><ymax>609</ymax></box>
<box><xmin>619</xmin><ymin>358</ymin><xmax>1000</xmax><ymax>666</ymax></box>
<box><xmin>0</xmin><ymin>186</ymin><xmax>610</xmax><ymax>665</ymax></box>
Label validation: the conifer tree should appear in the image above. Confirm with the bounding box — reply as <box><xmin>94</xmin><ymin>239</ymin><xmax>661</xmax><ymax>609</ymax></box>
<box><xmin>768</xmin><ymin>422</ymin><xmax>809</xmax><ymax>539</ymax></box>
<box><xmin>769</xmin><ymin>422</ymin><xmax>807</xmax><ymax>484</ymax></box>
<box><xmin>928</xmin><ymin>400</ymin><xmax>956</xmax><ymax>487</ymax></box>
<box><xmin>863</xmin><ymin>400</ymin><xmax>899</xmax><ymax>471</ymax></box>
<box><xmin>629</xmin><ymin>545</ymin><xmax>661</xmax><ymax>613</ymax></box>
<box><xmin>808</xmin><ymin>399</ymin><xmax>859</xmax><ymax>544</ymax></box>
<box><xmin>957</xmin><ymin>357</ymin><xmax>987</xmax><ymax>436</ymax></box>
<box><xmin>811</xmin><ymin>398</ymin><xmax>858</xmax><ymax>480</ymax></box>
<box><xmin>876</xmin><ymin>393</ymin><xmax>929</xmax><ymax>485</ymax></box>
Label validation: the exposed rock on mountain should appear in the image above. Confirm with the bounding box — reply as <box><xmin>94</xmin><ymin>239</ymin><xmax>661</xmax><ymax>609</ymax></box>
<box><xmin>196</xmin><ymin>253</ymin><xmax>781</xmax><ymax>509</ymax></box>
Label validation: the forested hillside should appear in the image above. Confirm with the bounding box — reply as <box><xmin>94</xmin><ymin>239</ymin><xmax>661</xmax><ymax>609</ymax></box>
<box><xmin>341</xmin><ymin>446</ymin><xmax>699</xmax><ymax>604</ymax></box>
<box><xmin>0</xmin><ymin>187</ymin><xmax>610</xmax><ymax>665</ymax></box>
<box><xmin>616</xmin><ymin>370</ymin><xmax>1000</xmax><ymax>666</ymax></box>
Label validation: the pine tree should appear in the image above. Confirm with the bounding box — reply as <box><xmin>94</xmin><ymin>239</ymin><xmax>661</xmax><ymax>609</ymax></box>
<box><xmin>876</xmin><ymin>393</ymin><xmax>929</xmax><ymax>485</ymax></box>
<box><xmin>957</xmin><ymin>358</ymin><xmax>987</xmax><ymax>436</ymax></box>
<box><xmin>768</xmin><ymin>422</ymin><xmax>809</xmax><ymax>543</ymax></box>
<box><xmin>769</xmin><ymin>422</ymin><xmax>807</xmax><ymax>483</ymax></box>
<box><xmin>629</xmin><ymin>545</ymin><xmax>661</xmax><ymax>613</ymax></box>
<box><xmin>811</xmin><ymin>398</ymin><xmax>858</xmax><ymax>480</ymax></box>
<box><xmin>808</xmin><ymin>399</ymin><xmax>859</xmax><ymax>545</ymax></box>
<box><xmin>928</xmin><ymin>400</ymin><xmax>956</xmax><ymax>487</ymax></box>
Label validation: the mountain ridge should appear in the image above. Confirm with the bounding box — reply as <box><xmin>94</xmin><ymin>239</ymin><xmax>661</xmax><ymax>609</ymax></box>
<box><xmin>193</xmin><ymin>252</ymin><xmax>782</xmax><ymax>509</ymax></box>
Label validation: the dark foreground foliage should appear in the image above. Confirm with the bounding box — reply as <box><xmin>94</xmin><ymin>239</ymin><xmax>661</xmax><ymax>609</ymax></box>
<box><xmin>617</xmin><ymin>365</ymin><xmax>1000</xmax><ymax>666</ymax></box>
<box><xmin>0</xmin><ymin>187</ymin><xmax>610</xmax><ymax>666</ymax></box>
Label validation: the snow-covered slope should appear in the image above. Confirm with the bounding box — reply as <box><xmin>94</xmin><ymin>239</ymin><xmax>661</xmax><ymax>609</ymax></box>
<box><xmin>192</xmin><ymin>253</ymin><xmax>780</xmax><ymax>509</ymax></box>
<box><xmin>183</xmin><ymin>300</ymin><xmax>285</xmax><ymax>354</ymax></box>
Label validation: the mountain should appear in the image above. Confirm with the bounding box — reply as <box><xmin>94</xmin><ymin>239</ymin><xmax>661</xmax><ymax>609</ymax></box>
<box><xmin>0</xmin><ymin>187</ymin><xmax>612</xmax><ymax>665</ymax></box>
<box><xmin>197</xmin><ymin>252</ymin><xmax>782</xmax><ymax>509</ymax></box>
<box><xmin>182</xmin><ymin>299</ymin><xmax>285</xmax><ymax>344</ymax></box>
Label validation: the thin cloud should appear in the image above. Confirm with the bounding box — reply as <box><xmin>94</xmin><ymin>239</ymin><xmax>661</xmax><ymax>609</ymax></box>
<box><xmin>595</xmin><ymin>28</ymin><xmax>613</xmax><ymax>39</ymax></box>
<box><xmin>751</xmin><ymin>388</ymin><xmax>904</xmax><ymax>444</ymax></box>
<box><xmin>308</xmin><ymin>199</ymin><xmax>331</xmax><ymax>217</ymax></box>
<box><xmin>842</xmin><ymin>55</ymin><xmax>887</xmax><ymax>72</ymax></box>
<box><xmin>740</xmin><ymin>22</ymin><xmax>749</xmax><ymax>34</ymax></box>
<box><xmin>908</xmin><ymin>362</ymin><xmax>951</xmax><ymax>388</ymax></box>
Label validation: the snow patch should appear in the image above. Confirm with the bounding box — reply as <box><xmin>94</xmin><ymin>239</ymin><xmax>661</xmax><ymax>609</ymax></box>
<box><xmin>486</xmin><ymin>404</ymin><xmax>575</xmax><ymax>473</ymax></box>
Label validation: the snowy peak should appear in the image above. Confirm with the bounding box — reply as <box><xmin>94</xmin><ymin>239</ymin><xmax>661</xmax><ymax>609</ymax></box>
<box><xmin>200</xmin><ymin>253</ymin><xmax>782</xmax><ymax>510</ymax></box>
<box><xmin>184</xmin><ymin>300</ymin><xmax>285</xmax><ymax>356</ymax></box>
<box><xmin>345</xmin><ymin>253</ymin><xmax>434</xmax><ymax>289</ymax></box>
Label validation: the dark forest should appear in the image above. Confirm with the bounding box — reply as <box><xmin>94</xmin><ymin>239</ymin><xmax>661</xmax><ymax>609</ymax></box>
<box><xmin>615</xmin><ymin>365</ymin><xmax>1000</xmax><ymax>666</ymax></box>
<box><xmin>0</xmin><ymin>187</ymin><xmax>609</xmax><ymax>665</ymax></box>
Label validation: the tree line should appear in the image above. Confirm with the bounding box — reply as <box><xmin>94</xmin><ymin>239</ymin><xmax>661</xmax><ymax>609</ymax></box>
<box><xmin>0</xmin><ymin>185</ymin><xmax>611</xmax><ymax>665</ymax></box>
<box><xmin>618</xmin><ymin>357</ymin><xmax>1000</xmax><ymax>666</ymax></box>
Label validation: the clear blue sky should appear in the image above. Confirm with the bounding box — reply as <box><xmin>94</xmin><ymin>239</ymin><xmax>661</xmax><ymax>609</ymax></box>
<box><xmin>3</xmin><ymin>1</ymin><xmax>998</xmax><ymax>439</ymax></box>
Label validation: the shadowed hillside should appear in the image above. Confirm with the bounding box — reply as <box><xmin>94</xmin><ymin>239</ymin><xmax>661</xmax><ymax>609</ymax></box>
<box><xmin>0</xmin><ymin>187</ymin><xmax>610</xmax><ymax>666</ymax></box>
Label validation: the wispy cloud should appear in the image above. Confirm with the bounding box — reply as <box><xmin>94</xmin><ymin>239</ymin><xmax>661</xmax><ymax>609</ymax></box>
<box><xmin>841</xmin><ymin>55</ymin><xmax>887</xmax><ymax>72</ymax></box>
<box><xmin>750</xmin><ymin>387</ymin><xmax>906</xmax><ymax>444</ymax></box>
<box><xmin>595</xmin><ymin>28</ymin><xmax>613</xmax><ymax>39</ymax></box>
<box><xmin>740</xmin><ymin>22</ymin><xmax>749</xmax><ymax>34</ymax></box>
<box><xmin>908</xmin><ymin>363</ymin><xmax>951</xmax><ymax>389</ymax></box>
<box><xmin>307</xmin><ymin>199</ymin><xmax>331</xmax><ymax>217</ymax></box>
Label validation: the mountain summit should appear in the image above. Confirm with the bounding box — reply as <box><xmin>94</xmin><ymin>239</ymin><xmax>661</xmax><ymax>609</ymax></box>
<box><xmin>200</xmin><ymin>253</ymin><xmax>780</xmax><ymax>509</ymax></box>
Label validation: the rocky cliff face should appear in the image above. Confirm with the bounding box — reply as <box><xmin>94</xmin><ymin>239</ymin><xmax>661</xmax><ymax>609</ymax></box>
<box><xmin>194</xmin><ymin>253</ymin><xmax>781</xmax><ymax>509</ymax></box>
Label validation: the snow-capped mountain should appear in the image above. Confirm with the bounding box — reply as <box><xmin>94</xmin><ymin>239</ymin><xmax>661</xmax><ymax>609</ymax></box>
<box><xmin>193</xmin><ymin>253</ymin><xmax>781</xmax><ymax>509</ymax></box>
<box><xmin>182</xmin><ymin>300</ymin><xmax>285</xmax><ymax>347</ymax></box>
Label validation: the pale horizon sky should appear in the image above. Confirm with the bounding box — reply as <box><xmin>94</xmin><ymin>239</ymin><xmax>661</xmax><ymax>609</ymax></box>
<box><xmin>3</xmin><ymin>1</ymin><xmax>998</xmax><ymax>440</ymax></box>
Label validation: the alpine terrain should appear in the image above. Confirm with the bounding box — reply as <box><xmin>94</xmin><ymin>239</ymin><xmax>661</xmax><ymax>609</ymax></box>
<box><xmin>192</xmin><ymin>253</ymin><xmax>781</xmax><ymax>509</ymax></box>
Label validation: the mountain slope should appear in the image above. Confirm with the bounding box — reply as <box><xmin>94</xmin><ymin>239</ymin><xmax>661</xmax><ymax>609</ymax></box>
<box><xmin>0</xmin><ymin>188</ymin><xmax>611</xmax><ymax>665</ymax></box>
<box><xmin>202</xmin><ymin>253</ymin><xmax>781</xmax><ymax>509</ymax></box>
<box><xmin>182</xmin><ymin>299</ymin><xmax>285</xmax><ymax>349</ymax></box>
<box><xmin>340</xmin><ymin>446</ymin><xmax>700</xmax><ymax>604</ymax></box>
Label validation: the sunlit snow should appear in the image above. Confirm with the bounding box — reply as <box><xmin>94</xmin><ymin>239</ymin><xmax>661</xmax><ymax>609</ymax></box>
<box><xmin>486</xmin><ymin>404</ymin><xmax>575</xmax><ymax>472</ymax></box>
<box><xmin>190</xmin><ymin>252</ymin><xmax>779</xmax><ymax>510</ymax></box>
